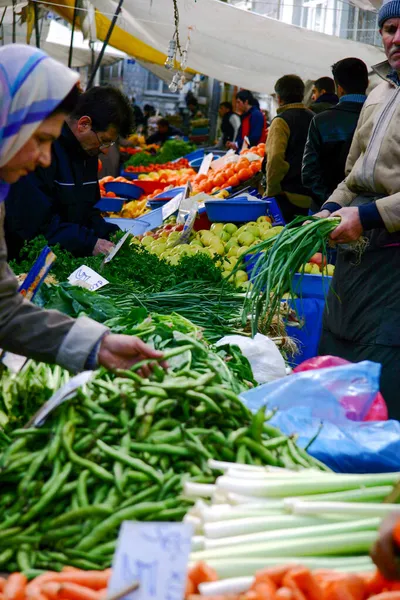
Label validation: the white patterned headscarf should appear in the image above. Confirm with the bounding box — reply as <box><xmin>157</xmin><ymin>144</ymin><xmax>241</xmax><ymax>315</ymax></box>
<box><xmin>0</xmin><ymin>44</ymin><xmax>79</xmax><ymax>170</ymax></box>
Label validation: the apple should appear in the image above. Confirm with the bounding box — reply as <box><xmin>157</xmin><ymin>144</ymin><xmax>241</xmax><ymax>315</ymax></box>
<box><xmin>238</xmin><ymin>231</ymin><xmax>255</xmax><ymax>246</ymax></box>
<box><xmin>235</xmin><ymin>270</ymin><xmax>249</xmax><ymax>285</ymax></box>
<box><xmin>223</xmin><ymin>223</ymin><xmax>238</xmax><ymax>235</ymax></box>
<box><xmin>218</xmin><ymin>230</ymin><xmax>231</xmax><ymax>243</ymax></box>
<box><xmin>211</xmin><ymin>223</ymin><xmax>224</xmax><ymax>235</ymax></box>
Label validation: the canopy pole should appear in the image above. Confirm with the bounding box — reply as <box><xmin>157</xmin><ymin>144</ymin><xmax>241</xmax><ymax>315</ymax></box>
<box><xmin>87</xmin><ymin>0</ymin><xmax>124</xmax><ymax>89</ymax></box>
<box><xmin>68</xmin><ymin>0</ymin><xmax>78</xmax><ymax>68</ymax></box>
<box><xmin>12</xmin><ymin>0</ymin><xmax>16</xmax><ymax>43</ymax></box>
<box><xmin>34</xmin><ymin>2</ymin><xmax>40</xmax><ymax>48</ymax></box>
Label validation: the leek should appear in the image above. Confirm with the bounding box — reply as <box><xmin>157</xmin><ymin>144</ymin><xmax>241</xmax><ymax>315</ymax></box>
<box><xmin>204</xmin><ymin>514</ymin><xmax>338</xmax><ymax>540</ymax></box>
<box><xmin>204</xmin><ymin>518</ymin><xmax>379</xmax><ymax>549</ymax></box>
<box><xmin>191</xmin><ymin>556</ymin><xmax>374</xmax><ymax>579</ymax></box>
<box><xmin>292</xmin><ymin>500</ymin><xmax>400</xmax><ymax>517</ymax></box>
<box><xmin>216</xmin><ymin>472</ymin><xmax>400</xmax><ymax>498</ymax></box>
<box><xmin>191</xmin><ymin>530</ymin><xmax>377</xmax><ymax>561</ymax></box>
<box><xmin>284</xmin><ymin>485</ymin><xmax>393</xmax><ymax>509</ymax></box>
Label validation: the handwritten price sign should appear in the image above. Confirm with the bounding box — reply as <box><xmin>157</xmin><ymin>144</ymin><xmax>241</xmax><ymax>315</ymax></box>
<box><xmin>108</xmin><ymin>522</ymin><xmax>193</xmax><ymax>600</ymax></box>
<box><xmin>68</xmin><ymin>265</ymin><xmax>109</xmax><ymax>292</ymax></box>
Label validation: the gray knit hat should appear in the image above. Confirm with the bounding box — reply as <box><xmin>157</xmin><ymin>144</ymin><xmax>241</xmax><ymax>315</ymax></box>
<box><xmin>379</xmin><ymin>0</ymin><xmax>400</xmax><ymax>27</ymax></box>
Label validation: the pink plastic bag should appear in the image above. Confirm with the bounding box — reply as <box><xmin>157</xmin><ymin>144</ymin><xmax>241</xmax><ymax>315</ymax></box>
<box><xmin>293</xmin><ymin>355</ymin><xmax>388</xmax><ymax>421</ymax></box>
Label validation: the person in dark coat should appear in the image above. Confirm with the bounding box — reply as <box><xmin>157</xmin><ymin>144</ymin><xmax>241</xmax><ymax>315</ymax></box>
<box><xmin>309</xmin><ymin>77</ymin><xmax>339</xmax><ymax>114</ymax></box>
<box><xmin>131</xmin><ymin>97</ymin><xmax>145</xmax><ymax>130</ymax></box>
<box><xmin>146</xmin><ymin>118</ymin><xmax>183</xmax><ymax>145</ymax></box>
<box><xmin>264</xmin><ymin>75</ymin><xmax>314</xmax><ymax>222</ymax></box>
<box><xmin>5</xmin><ymin>86</ymin><xmax>134</xmax><ymax>259</ymax></box>
<box><xmin>302</xmin><ymin>57</ymin><xmax>368</xmax><ymax>211</ymax></box>
<box><xmin>218</xmin><ymin>101</ymin><xmax>241</xmax><ymax>148</ymax></box>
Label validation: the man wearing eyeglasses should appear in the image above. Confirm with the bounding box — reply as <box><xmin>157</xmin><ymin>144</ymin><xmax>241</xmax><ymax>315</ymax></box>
<box><xmin>5</xmin><ymin>86</ymin><xmax>134</xmax><ymax>259</ymax></box>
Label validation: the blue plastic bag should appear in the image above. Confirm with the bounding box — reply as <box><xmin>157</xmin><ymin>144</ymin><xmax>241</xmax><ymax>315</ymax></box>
<box><xmin>240</xmin><ymin>361</ymin><xmax>381</xmax><ymax>423</ymax></box>
<box><xmin>270</xmin><ymin>407</ymin><xmax>400</xmax><ymax>473</ymax></box>
<box><xmin>240</xmin><ymin>360</ymin><xmax>400</xmax><ymax>473</ymax></box>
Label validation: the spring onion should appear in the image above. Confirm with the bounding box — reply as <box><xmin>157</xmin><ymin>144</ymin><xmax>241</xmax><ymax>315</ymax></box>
<box><xmin>234</xmin><ymin>216</ymin><xmax>341</xmax><ymax>334</ymax></box>
<box><xmin>292</xmin><ymin>500</ymin><xmax>400</xmax><ymax>517</ymax></box>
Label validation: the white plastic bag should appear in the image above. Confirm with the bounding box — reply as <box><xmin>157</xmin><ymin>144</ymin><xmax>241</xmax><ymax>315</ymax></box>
<box><xmin>216</xmin><ymin>333</ymin><xmax>286</xmax><ymax>384</ymax></box>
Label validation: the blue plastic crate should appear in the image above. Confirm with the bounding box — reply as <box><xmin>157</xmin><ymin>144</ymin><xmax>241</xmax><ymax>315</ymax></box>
<box><xmin>183</xmin><ymin>149</ymin><xmax>204</xmax><ymax>161</ymax></box>
<box><xmin>204</xmin><ymin>198</ymin><xmax>268</xmax><ymax>223</ymax></box>
<box><xmin>104</xmin><ymin>181</ymin><xmax>142</xmax><ymax>200</ymax></box>
<box><xmin>120</xmin><ymin>169</ymin><xmax>139</xmax><ymax>179</ymax></box>
<box><xmin>95</xmin><ymin>197</ymin><xmax>125</xmax><ymax>212</ymax></box>
<box><xmin>153</xmin><ymin>187</ymin><xmax>185</xmax><ymax>200</ymax></box>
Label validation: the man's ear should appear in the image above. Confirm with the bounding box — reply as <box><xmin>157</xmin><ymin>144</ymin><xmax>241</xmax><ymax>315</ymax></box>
<box><xmin>77</xmin><ymin>115</ymin><xmax>92</xmax><ymax>133</ymax></box>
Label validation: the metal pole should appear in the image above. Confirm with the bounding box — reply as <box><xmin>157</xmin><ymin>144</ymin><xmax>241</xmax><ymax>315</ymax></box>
<box><xmin>34</xmin><ymin>1</ymin><xmax>40</xmax><ymax>48</ymax></box>
<box><xmin>87</xmin><ymin>0</ymin><xmax>123</xmax><ymax>89</ymax></box>
<box><xmin>12</xmin><ymin>0</ymin><xmax>16</xmax><ymax>43</ymax></box>
<box><xmin>68</xmin><ymin>0</ymin><xmax>78</xmax><ymax>68</ymax></box>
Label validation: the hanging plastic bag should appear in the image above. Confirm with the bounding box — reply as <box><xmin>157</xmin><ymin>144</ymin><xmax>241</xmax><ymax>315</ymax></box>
<box><xmin>270</xmin><ymin>406</ymin><xmax>400</xmax><ymax>473</ymax></box>
<box><xmin>240</xmin><ymin>360</ymin><xmax>381</xmax><ymax>423</ymax></box>
<box><xmin>294</xmin><ymin>355</ymin><xmax>388</xmax><ymax>421</ymax></box>
<box><xmin>216</xmin><ymin>334</ymin><xmax>286</xmax><ymax>384</ymax></box>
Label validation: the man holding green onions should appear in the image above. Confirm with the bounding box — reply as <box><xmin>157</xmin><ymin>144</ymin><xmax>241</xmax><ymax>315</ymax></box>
<box><xmin>315</xmin><ymin>0</ymin><xmax>400</xmax><ymax>417</ymax></box>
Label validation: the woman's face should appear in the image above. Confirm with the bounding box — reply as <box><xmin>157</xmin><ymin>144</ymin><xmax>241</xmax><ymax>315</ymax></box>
<box><xmin>0</xmin><ymin>112</ymin><xmax>66</xmax><ymax>184</ymax></box>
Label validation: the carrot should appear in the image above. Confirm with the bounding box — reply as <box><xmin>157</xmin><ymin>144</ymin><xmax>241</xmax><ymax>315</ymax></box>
<box><xmin>4</xmin><ymin>574</ymin><xmax>27</xmax><ymax>600</ymax></box>
<box><xmin>284</xmin><ymin>567</ymin><xmax>322</xmax><ymax>600</ymax></box>
<box><xmin>61</xmin><ymin>568</ymin><xmax>82</xmax><ymax>573</ymax></box>
<box><xmin>368</xmin><ymin>594</ymin><xmax>400</xmax><ymax>600</ymax></box>
<box><xmin>321</xmin><ymin>579</ymin><xmax>360</xmax><ymax>600</ymax></box>
<box><xmin>251</xmin><ymin>581</ymin><xmax>277</xmax><ymax>599</ymax></box>
<box><xmin>188</xmin><ymin>562</ymin><xmax>218</xmax><ymax>593</ymax></box>
<box><xmin>365</xmin><ymin>571</ymin><xmax>392</xmax><ymax>596</ymax></box>
<box><xmin>50</xmin><ymin>582</ymin><xmax>98</xmax><ymax>600</ymax></box>
<box><xmin>38</xmin><ymin>572</ymin><xmax>110</xmax><ymax>591</ymax></box>
<box><xmin>0</xmin><ymin>580</ymin><xmax>6</xmax><ymax>593</ymax></box>
<box><xmin>282</xmin><ymin>571</ymin><xmax>307</xmax><ymax>600</ymax></box>
<box><xmin>275</xmin><ymin>588</ymin><xmax>295</xmax><ymax>600</ymax></box>
<box><xmin>0</xmin><ymin>594</ymin><xmax>4</xmax><ymax>600</ymax></box>
<box><xmin>185</xmin><ymin>577</ymin><xmax>195</xmax><ymax>597</ymax></box>
<box><xmin>40</xmin><ymin>583</ymin><xmax>61</xmax><ymax>600</ymax></box>
<box><xmin>254</xmin><ymin>566</ymin><xmax>296</xmax><ymax>588</ymax></box>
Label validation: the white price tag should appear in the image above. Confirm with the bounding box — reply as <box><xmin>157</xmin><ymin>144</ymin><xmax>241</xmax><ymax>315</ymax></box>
<box><xmin>108</xmin><ymin>522</ymin><xmax>193</xmax><ymax>600</ymax></box>
<box><xmin>198</xmin><ymin>153</ymin><xmax>213</xmax><ymax>175</ymax></box>
<box><xmin>26</xmin><ymin>371</ymin><xmax>94</xmax><ymax>427</ymax></box>
<box><xmin>161</xmin><ymin>192</ymin><xmax>184</xmax><ymax>221</ymax></box>
<box><xmin>1</xmin><ymin>353</ymin><xmax>27</xmax><ymax>373</ymax></box>
<box><xmin>68</xmin><ymin>265</ymin><xmax>109</xmax><ymax>292</ymax></box>
<box><xmin>103</xmin><ymin>231</ymin><xmax>131</xmax><ymax>264</ymax></box>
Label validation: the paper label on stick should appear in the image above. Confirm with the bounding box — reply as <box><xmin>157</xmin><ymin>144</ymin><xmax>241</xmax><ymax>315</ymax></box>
<box><xmin>161</xmin><ymin>193</ymin><xmax>184</xmax><ymax>220</ymax></box>
<box><xmin>68</xmin><ymin>265</ymin><xmax>109</xmax><ymax>292</ymax></box>
<box><xmin>198</xmin><ymin>153</ymin><xmax>213</xmax><ymax>175</ymax></box>
<box><xmin>103</xmin><ymin>231</ymin><xmax>131</xmax><ymax>264</ymax></box>
<box><xmin>109</xmin><ymin>522</ymin><xmax>193</xmax><ymax>600</ymax></box>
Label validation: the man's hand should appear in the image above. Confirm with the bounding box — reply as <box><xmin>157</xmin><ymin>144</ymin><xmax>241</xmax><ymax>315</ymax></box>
<box><xmin>329</xmin><ymin>207</ymin><xmax>362</xmax><ymax>244</ymax></box>
<box><xmin>93</xmin><ymin>239</ymin><xmax>115</xmax><ymax>256</ymax></box>
<box><xmin>98</xmin><ymin>335</ymin><xmax>165</xmax><ymax>377</ymax></box>
<box><xmin>226</xmin><ymin>141</ymin><xmax>238</xmax><ymax>150</ymax></box>
<box><xmin>370</xmin><ymin>513</ymin><xmax>400</xmax><ymax>580</ymax></box>
<box><xmin>313</xmin><ymin>209</ymin><xmax>331</xmax><ymax>219</ymax></box>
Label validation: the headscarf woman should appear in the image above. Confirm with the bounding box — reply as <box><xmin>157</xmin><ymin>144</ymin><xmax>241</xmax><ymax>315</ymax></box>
<box><xmin>0</xmin><ymin>44</ymin><xmax>162</xmax><ymax>373</ymax></box>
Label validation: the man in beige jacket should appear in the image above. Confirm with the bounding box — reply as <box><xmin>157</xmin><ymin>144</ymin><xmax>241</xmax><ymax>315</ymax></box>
<box><xmin>316</xmin><ymin>0</ymin><xmax>400</xmax><ymax>417</ymax></box>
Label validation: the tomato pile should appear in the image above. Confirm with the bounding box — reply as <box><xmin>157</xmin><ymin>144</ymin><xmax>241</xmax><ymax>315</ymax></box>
<box><xmin>124</xmin><ymin>158</ymin><xmax>190</xmax><ymax>174</ymax></box>
<box><xmin>191</xmin><ymin>156</ymin><xmax>263</xmax><ymax>195</ymax></box>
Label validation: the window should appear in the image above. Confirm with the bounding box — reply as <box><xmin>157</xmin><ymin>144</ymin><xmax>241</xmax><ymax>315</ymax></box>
<box><xmin>145</xmin><ymin>72</ymin><xmax>179</xmax><ymax>95</ymax></box>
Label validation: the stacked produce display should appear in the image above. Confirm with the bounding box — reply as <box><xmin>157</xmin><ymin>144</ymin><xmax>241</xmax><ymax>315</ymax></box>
<box><xmin>1</xmin><ymin>140</ymin><xmax>397</xmax><ymax>597</ymax></box>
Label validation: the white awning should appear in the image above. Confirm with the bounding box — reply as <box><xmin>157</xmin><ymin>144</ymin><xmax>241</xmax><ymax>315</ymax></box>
<box><xmin>91</xmin><ymin>0</ymin><xmax>385</xmax><ymax>94</ymax></box>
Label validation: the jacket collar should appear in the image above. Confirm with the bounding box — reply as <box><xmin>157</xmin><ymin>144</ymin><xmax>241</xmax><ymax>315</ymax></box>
<box><xmin>372</xmin><ymin>60</ymin><xmax>400</xmax><ymax>87</ymax></box>
<box><xmin>277</xmin><ymin>103</ymin><xmax>307</xmax><ymax>114</ymax></box>
<box><xmin>61</xmin><ymin>122</ymin><xmax>88</xmax><ymax>157</ymax></box>
<box><xmin>315</xmin><ymin>92</ymin><xmax>339</xmax><ymax>105</ymax></box>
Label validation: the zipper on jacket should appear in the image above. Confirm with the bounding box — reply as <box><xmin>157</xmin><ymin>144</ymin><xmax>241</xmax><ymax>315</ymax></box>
<box><xmin>361</xmin><ymin>86</ymin><xmax>400</xmax><ymax>188</ymax></box>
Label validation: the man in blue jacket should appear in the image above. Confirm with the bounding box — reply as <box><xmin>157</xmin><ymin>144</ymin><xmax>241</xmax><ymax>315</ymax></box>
<box><xmin>302</xmin><ymin>58</ymin><xmax>368</xmax><ymax>211</ymax></box>
<box><xmin>5</xmin><ymin>86</ymin><xmax>134</xmax><ymax>259</ymax></box>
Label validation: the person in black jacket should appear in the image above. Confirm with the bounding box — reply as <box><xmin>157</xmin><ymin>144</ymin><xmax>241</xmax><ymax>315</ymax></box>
<box><xmin>5</xmin><ymin>86</ymin><xmax>134</xmax><ymax>259</ymax></box>
<box><xmin>218</xmin><ymin>101</ymin><xmax>241</xmax><ymax>148</ymax></box>
<box><xmin>309</xmin><ymin>77</ymin><xmax>339</xmax><ymax>114</ymax></box>
<box><xmin>146</xmin><ymin>118</ymin><xmax>183</xmax><ymax>145</ymax></box>
<box><xmin>302</xmin><ymin>58</ymin><xmax>368</xmax><ymax>211</ymax></box>
<box><xmin>264</xmin><ymin>75</ymin><xmax>314</xmax><ymax>222</ymax></box>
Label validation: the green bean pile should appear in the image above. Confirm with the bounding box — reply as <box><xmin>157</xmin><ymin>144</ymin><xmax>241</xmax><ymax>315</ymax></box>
<box><xmin>0</xmin><ymin>342</ymin><xmax>327</xmax><ymax>574</ymax></box>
